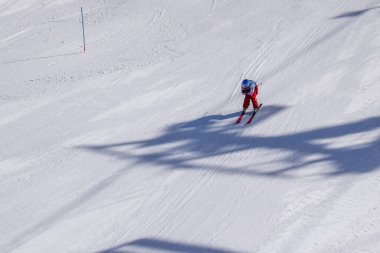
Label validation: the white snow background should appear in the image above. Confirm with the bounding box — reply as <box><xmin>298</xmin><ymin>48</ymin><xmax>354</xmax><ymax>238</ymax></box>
<box><xmin>1</xmin><ymin>0</ymin><xmax>380</xmax><ymax>252</ymax></box>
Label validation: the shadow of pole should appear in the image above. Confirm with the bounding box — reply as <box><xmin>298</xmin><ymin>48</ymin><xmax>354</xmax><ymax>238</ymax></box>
<box><xmin>2</xmin><ymin>52</ymin><xmax>83</xmax><ymax>64</ymax></box>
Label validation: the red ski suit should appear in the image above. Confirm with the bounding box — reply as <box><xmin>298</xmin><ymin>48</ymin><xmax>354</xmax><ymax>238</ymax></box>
<box><xmin>243</xmin><ymin>85</ymin><xmax>259</xmax><ymax>110</ymax></box>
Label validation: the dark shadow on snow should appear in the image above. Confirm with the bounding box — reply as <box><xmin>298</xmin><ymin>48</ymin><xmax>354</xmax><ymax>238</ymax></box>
<box><xmin>97</xmin><ymin>237</ymin><xmax>243</xmax><ymax>253</ymax></box>
<box><xmin>79</xmin><ymin>106</ymin><xmax>380</xmax><ymax>178</ymax></box>
<box><xmin>259</xmin><ymin>5</ymin><xmax>379</xmax><ymax>81</ymax></box>
<box><xmin>331</xmin><ymin>6</ymin><xmax>380</xmax><ymax>19</ymax></box>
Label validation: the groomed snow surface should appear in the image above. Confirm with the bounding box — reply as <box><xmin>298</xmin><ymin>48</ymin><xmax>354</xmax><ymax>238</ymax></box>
<box><xmin>1</xmin><ymin>1</ymin><xmax>380</xmax><ymax>252</ymax></box>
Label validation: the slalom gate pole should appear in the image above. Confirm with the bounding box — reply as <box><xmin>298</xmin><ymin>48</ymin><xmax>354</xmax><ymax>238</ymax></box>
<box><xmin>81</xmin><ymin>7</ymin><xmax>86</xmax><ymax>53</ymax></box>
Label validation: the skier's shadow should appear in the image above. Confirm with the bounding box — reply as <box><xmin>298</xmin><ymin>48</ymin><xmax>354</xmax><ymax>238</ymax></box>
<box><xmin>79</xmin><ymin>105</ymin><xmax>380</xmax><ymax>178</ymax></box>
<box><xmin>182</xmin><ymin>105</ymin><xmax>281</xmax><ymax>128</ymax></box>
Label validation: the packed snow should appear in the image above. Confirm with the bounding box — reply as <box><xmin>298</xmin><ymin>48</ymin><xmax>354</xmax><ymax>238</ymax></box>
<box><xmin>1</xmin><ymin>0</ymin><xmax>380</xmax><ymax>252</ymax></box>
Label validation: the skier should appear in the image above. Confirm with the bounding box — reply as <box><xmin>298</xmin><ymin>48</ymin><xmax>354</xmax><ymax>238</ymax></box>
<box><xmin>241</xmin><ymin>79</ymin><xmax>260</xmax><ymax>114</ymax></box>
<box><xmin>235</xmin><ymin>79</ymin><xmax>262</xmax><ymax>124</ymax></box>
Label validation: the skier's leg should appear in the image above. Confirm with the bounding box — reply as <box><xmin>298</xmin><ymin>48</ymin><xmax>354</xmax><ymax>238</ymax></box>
<box><xmin>242</xmin><ymin>95</ymin><xmax>250</xmax><ymax>115</ymax></box>
<box><xmin>251</xmin><ymin>95</ymin><xmax>259</xmax><ymax>110</ymax></box>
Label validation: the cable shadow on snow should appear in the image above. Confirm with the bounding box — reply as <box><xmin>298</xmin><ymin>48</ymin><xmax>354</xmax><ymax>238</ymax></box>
<box><xmin>79</xmin><ymin>106</ymin><xmax>380</xmax><ymax>178</ymax></box>
<box><xmin>97</xmin><ymin>237</ymin><xmax>243</xmax><ymax>253</ymax></box>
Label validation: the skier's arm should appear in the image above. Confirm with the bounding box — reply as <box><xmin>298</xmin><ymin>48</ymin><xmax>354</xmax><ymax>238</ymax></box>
<box><xmin>247</xmin><ymin>83</ymin><xmax>258</xmax><ymax>96</ymax></box>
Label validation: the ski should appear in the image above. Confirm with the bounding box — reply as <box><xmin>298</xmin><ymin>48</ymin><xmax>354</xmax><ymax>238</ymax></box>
<box><xmin>235</xmin><ymin>113</ymin><xmax>245</xmax><ymax>124</ymax></box>
<box><xmin>245</xmin><ymin>103</ymin><xmax>263</xmax><ymax>125</ymax></box>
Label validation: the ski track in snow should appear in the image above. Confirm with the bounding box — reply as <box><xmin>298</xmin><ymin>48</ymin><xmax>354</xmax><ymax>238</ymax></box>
<box><xmin>1</xmin><ymin>0</ymin><xmax>380</xmax><ymax>253</ymax></box>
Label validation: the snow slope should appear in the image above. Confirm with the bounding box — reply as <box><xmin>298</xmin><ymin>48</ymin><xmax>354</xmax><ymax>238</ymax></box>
<box><xmin>1</xmin><ymin>0</ymin><xmax>380</xmax><ymax>252</ymax></box>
